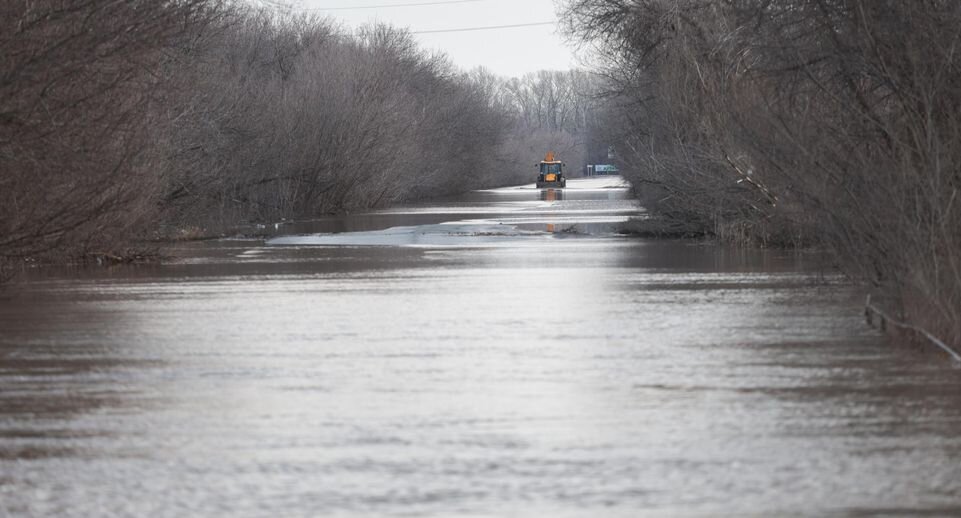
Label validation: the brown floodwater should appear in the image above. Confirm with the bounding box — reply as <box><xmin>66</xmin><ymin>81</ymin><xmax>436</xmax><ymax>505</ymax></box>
<box><xmin>1</xmin><ymin>178</ymin><xmax>960</xmax><ymax>517</ymax></box>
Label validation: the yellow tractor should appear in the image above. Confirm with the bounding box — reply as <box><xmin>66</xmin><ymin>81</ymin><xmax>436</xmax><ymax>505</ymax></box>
<box><xmin>535</xmin><ymin>151</ymin><xmax>566</xmax><ymax>188</ymax></box>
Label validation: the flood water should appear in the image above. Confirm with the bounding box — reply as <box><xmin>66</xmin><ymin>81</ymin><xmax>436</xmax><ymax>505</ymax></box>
<box><xmin>1</xmin><ymin>177</ymin><xmax>960</xmax><ymax>517</ymax></box>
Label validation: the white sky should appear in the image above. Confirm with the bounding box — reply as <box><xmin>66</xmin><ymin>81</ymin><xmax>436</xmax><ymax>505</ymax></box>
<box><xmin>265</xmin><ymin>0</ymin><xmax>580</xmax><ymax>78</ymax></box>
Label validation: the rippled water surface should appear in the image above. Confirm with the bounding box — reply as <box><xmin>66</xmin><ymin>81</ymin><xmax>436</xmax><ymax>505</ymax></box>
<box><xmin>2</xmin><ymin>178</ymin><xmax>960</xmax><ymax>517</ymax></box>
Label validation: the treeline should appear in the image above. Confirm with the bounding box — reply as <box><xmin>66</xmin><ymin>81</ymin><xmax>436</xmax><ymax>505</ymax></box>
<box><xmin>565</xmin><ymin>1</ymin><xmax>961</xmax><ymax>345</ymax></box>
<box><xmin>1</xmin><ymin>0</ymin><xmax>583</xmax><ymax>275</ymax></box>
<box><xmin>477</xmin><ymin>68</ymin><xmax>611</xmax><ymax>176</ymax></box>
<box><xmin>162</xmin><ymin>14</ymin><xmax>513</xmax><ymax>229</ymax></box>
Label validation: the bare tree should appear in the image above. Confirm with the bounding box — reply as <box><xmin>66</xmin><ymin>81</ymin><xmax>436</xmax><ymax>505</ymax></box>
<box><xmin>0</xmin><ymin>0</ymin><xmax>218</xmax><ymax>260</ymax></box>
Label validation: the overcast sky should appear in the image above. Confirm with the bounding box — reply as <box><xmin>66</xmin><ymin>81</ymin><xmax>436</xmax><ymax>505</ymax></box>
<box><xmin>265</xmin><ymin>0</ymin><xmax>580</xmax><ymax>78</ymax></box>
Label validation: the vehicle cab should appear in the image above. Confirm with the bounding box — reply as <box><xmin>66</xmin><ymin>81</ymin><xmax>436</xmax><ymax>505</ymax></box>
<box><xmin>536</xmin><ymin>151</ymin><xmax>566</xmax><ymax>188</ymax></box>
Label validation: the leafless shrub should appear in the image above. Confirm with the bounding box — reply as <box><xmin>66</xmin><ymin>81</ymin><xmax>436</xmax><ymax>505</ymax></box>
<box><xmin>0</xmin><ymin>0</ymin><xmax>218</xmax><ymax>262</ymax></box>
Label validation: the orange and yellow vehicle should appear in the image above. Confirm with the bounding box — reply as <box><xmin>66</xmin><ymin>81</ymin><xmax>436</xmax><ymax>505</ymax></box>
<box><xmin>535</xmin><ymin>151</ymin><xmax>566</xmax><ymax>188</ymax></box>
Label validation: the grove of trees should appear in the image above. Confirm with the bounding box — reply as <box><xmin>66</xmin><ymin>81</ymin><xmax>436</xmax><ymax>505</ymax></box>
<box><xmin>564</xmin><ymin>0</ymin><xmax>961</xmax><ymax>346</ymax></box>
<box><xmin>1</xmin><ymin>0</ymin><xmax>594</xmax><ymax>279</ymax></box>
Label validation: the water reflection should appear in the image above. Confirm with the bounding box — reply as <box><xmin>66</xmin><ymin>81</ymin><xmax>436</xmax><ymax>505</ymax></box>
<box><xmin>539</xmin><ymin>188</ymin><xmax>564</xmax><ymax>202</ymax></box>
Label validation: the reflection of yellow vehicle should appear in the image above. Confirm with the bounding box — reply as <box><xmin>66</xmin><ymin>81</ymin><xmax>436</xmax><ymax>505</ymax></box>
<box><xmin>536</xmin><ymin>151</ymin><xmax>566</xmax><ymax>188</ymax></box>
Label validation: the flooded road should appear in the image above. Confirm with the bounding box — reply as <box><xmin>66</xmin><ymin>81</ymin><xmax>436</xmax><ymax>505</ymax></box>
<box><xmin>1</xmin><ymin>177</ymin><xmax>960</xmax><ymax>517</ymax></box>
